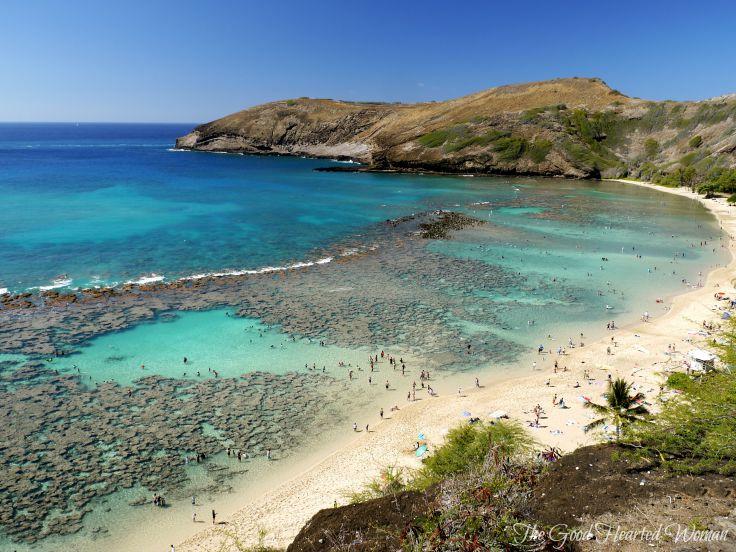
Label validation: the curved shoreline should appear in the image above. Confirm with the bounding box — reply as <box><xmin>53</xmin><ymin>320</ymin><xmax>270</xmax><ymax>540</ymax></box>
<box><xmin>171</xmin><ymin>180</ymin><xmax>735</xmax><ymax>551</ymax></box>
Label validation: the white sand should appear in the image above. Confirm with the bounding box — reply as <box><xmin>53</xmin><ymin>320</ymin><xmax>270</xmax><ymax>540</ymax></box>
<box><xmin>176</xmin><ymin>180</ymin><xmax>735</xmax><ymax>551</ymax></box>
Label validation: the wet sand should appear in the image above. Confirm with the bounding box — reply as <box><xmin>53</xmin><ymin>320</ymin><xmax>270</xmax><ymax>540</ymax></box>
<box><xmin>175</xmin><ymin>180</ymin><xmax>735</xmax><ymax>551</ymax></box>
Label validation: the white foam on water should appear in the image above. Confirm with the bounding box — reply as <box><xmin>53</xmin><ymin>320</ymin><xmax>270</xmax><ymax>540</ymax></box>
<box><xmin>125</xmin><ymin>274</ymin><xmax>165</xmax><ymax>285</ymax></box>
<box><xmin>20</xmin><ymin>244</ymin><xmax>377</xmax><ymax>294</ymax></box>
<box><xmin>330</xmin><ymin>159</ymin><xmax>361</xmax><ymax>164</ymax></box>
<box><xmin>37</xmin><ymin>277</ymin><xmax>73</xmax><ymax>291</ymax></box>
<box><xmin>0</xmin><ymin>288</ymin><xmax>8</xmax><ymax>295</ymax></box>
<box><xmin>178</xmin><ymin>256</ymin><xmax>335</xmax><ymax>282</ymax></box>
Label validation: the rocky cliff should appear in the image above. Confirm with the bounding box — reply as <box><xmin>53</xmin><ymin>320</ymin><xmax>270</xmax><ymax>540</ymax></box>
<box><xmin>176</xmin><ymin>77</ymin><xmax>736</xmax><ymax>180</ymax></box>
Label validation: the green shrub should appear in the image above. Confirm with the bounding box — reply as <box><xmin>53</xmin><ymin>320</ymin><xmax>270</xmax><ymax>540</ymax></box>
<box><xmin>679</xmin><ymin>151</ymin><xmax>698</xmax><ymax>166</ymax></box>
<box><xmin>728</xmin><ymin>193</ymin><xmax>736</xmax><ymax>204</ymax></box>
<box><xmin>528</xmin><ymin>139</ymin><xmax>553</xmax><ymax>163</ymax></box>
<box><xmin>521</xmin><ymin>107</ymin><xmax>545</xmax><ymax>122</ymax></box>
<box><xmin>285</xmin><ymin>99</ymin><xmax>297</xmax><ymax>106</ymax></box>
<box><xmin>418</xmin><ymin>128</ymin><xmax>453</xmax><ymax>148</ymax></box>
<box><xmin>689</xmin><ymin>135</ymin><xmax>703</xmax><ymax>148</ymax></box>
<box><xmin>666</xmin><ymin>372</ymin><xmax>692</xmax><ymax>390</ymax></box>
<box><xmin>630</xmin><ymin>319</ymin><xmax>736</xmax><ymax>474</ymax></box>
<box><xmin>493</xmin><ymin>137</ymin><xmax>527</xmax><ymax>161</ymax></box>
<box><xmin>564</xmin><ymin>140</ymin><xmax>617</xmax><ymax>171</ymax></box>
<box><xmin>644</xmin><ymin>138</ymin><xmax>659</xmax><ymax>158</ymax></box>
<box><xmin>632</xmin><ymin>371</ymin><xmax>736</xmax><ymax>474</ymax></box>
<box><xmin>657</xmin><ymin>166</ymin><xmax>697</xmax><ymax>188</ymax></box>
<box><xmin>347</xmin><ymin>466</ymin><xmax>406</xmax><ymax>503</ymax></box>
<box><xmin>706</xmin><ymin>168</ymin><xmax>736</xmax><ymax>193</ymax></box>
<box><xmin>444</xmin><ymin>129</ymin><xmax>509</xmax><ymax>153</ymax></box>
<box><xmin>414</xmin><ymin>421</ymin><xmax>533</xmax><ymax>488</ymax></box>
<box><xmin>639</xmin><ymin>162</ymin><xmax>661</xmax><ymax>181</ymax></box>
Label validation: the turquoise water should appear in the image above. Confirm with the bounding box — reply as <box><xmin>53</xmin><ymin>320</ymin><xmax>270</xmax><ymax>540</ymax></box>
<box><xmin>51</xmin><ymin>310</ymin><xmax>369</xmax><ymax>386</ymax></box>
<box><xmin>1</xmin><ymin>124</ymin><xmax>723</xmax><ymax>296</ymax></box>
<box><xmin>0</xmin><ymin>124</ymin><xmax>731</xmax><ymax>552</ymax></box>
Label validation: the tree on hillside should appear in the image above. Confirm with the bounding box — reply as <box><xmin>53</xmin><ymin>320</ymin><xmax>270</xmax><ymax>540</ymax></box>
<box><xmin>644</xmin><ymin>138</ymin><xmax>659</xmax><ymax>159</ymax></box>
<box><xmin>584</xmin><ymin>378</ymin><xmax>650</xmax><ymax>441</ymax></box>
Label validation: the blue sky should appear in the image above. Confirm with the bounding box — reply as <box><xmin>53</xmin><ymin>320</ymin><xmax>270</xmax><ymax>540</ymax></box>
<box><xmin>2</xmin><ymin>0</ymin><xmax>735</xmax><ymax>123</ymax></box>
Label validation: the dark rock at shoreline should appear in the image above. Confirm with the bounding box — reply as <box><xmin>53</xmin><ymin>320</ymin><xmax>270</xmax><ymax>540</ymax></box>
<box><xmin>418</xmin><ymin>211</ymin><xmax>485</xmax><ymax>239</ymax></box>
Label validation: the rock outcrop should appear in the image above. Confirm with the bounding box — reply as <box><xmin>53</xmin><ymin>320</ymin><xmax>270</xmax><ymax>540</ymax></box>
<box><xmin>177</xmin><ymin>77</ymin><xmax>736</xmax><ymax>180</ymax></box>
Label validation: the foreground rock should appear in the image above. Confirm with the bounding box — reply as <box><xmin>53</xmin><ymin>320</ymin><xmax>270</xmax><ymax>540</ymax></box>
<box><xmin>287</xmin><ymin>445</ymin><xmax>736</xmax><ymax>551</ymax></box>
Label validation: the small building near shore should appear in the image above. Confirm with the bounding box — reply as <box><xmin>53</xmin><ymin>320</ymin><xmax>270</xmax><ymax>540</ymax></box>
<box><xmin>688</xmin><ymin>348</ymin><xmax>717</xmax><ymax>372</ymax></box>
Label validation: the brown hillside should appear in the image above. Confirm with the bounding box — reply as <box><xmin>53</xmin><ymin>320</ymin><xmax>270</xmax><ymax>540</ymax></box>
<box><xmin>177</xmin><ymin>77</ymin><xmax>736</xmax><ymax>181</ymax></box>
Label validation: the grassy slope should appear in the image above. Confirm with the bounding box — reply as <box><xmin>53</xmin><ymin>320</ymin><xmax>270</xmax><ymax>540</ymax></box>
<box><xmin>181</xmin><ymin>77</ymin><xmax>736</xmax><ymax>182</ymax></box>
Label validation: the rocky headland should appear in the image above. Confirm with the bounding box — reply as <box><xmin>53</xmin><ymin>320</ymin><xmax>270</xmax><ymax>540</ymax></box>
<box><xmin>176</xmin><ymin>77</ymin><xmax>736</xmax><ymax>180</ymax></box>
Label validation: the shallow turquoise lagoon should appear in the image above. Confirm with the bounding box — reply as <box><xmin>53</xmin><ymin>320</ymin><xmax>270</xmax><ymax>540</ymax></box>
<box><xmin>52</xmin><ymin>309</ymin><xmax>369</xmax><ymax>386</ymax></box>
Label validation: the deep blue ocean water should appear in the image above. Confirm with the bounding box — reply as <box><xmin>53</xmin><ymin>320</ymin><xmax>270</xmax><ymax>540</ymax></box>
<box><xmin>0</xmin><ymin>123</ymin><xmax>536</xmax><ymax>291</ymax></box>
<box><xmin>0</xmin><ymin>122</ymin><xmax>726</xmax><ymax>300</ymax></box>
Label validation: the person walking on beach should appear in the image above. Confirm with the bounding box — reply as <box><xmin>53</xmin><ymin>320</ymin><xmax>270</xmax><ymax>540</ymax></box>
<box><xmin>192</xmin><ymin>512</ymin><xmax>197</xmax><ymax>523</ymax></box>
<box><xmin>212</xmin><ymin>509</ymin><xmax>217</xmax><ymax>524</ymax></box>
<box><xmin>379</xmin><ymin>408</ymin><xmax>383</xmax><ymax>419</ymax></box>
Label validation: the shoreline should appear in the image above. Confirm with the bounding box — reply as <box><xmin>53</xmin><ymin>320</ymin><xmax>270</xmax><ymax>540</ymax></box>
<box><xmin>174</xmin><ymin>179</ymin><xmax>736</xmax><ymax>551</ymax></box>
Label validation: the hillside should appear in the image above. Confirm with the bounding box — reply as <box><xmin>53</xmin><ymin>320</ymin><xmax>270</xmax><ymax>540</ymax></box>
<box><xmin>176</xmin><ymin>77</ymin><xmax>736</xmax><ymax>181</ymax></box>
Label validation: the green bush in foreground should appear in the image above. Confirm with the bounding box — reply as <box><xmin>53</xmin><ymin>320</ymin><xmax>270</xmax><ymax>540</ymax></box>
<box><xmin>629</xmin><ymin>318</ymin><xmax>736</xmax><ymax>474</ymax></box>
<box><xmin>349</xmin><ymin>421</ymin><xmax>534</xmax><ymax>501</ymax></box>
<box><xmin>631</xmin><ymin>371</ymin><xmax>736</xmax><ymax>474</ymax></box>
<box><xmin>415</xmin><ymin>421</ymin><xmax>534</xmax><ymax>488</ymax></box>
<box><xmin>347</xmin><ymin>465</ymin><xmax>406</xmax><ymax>503</ymax></box>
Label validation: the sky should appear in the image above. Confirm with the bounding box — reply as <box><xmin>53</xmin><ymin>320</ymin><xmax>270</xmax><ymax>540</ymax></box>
<box><xmin>2</xmin><ymin>0</ymin><xmax>735</xmax><ymax>123</ymax></box>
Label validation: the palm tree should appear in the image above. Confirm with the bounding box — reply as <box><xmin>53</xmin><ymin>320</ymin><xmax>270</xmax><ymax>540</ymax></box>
<box><xmin>584</xmin><ymin>378</ymin><xmax>650</xmax><ymax>441</ymax></box>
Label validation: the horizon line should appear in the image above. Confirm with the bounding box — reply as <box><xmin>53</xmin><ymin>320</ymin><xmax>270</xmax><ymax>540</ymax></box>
<box><xmin>0</xmin><ymin>121</ymin><xmax>200</xmax><ymax>125</ymax></box>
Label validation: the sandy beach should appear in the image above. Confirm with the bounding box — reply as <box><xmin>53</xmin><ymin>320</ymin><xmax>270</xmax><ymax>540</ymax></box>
<box><xmin>175</xmin><ymin>180</ymin><xmax>735</xmax><ymax>551</ymax></box>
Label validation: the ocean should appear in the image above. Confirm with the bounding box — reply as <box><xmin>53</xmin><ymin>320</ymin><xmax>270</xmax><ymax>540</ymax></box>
<box><xmin>0</xmin><ymin>123</ymin><xmax>729</xmax><ymax>551</ymax></box>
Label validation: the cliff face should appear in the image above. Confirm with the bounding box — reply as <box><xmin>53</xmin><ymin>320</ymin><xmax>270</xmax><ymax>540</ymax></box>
<box><xmin>176</xmin><ymin>78</ymin><xmax>736</xmax><ymax>180</ymax></box>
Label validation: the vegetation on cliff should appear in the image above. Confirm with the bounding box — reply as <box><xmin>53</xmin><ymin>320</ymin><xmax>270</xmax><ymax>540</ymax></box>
<box><xmin>177</xmin><ymin>78</ymin><xmax>736</xmax><ymax>182</ymax></box>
